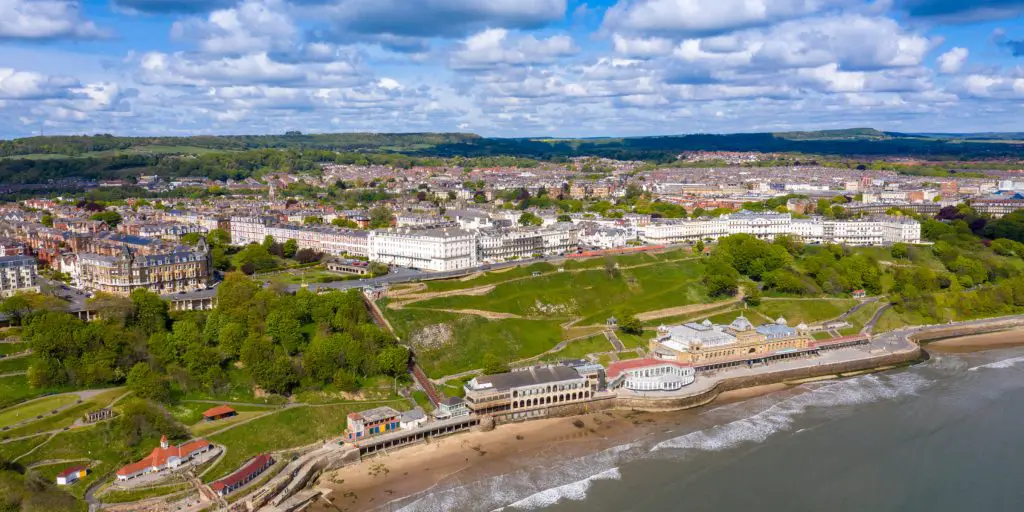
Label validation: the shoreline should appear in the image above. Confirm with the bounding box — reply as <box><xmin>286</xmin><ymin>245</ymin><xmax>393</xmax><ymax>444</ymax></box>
<box><xmin>924</xmin><ymin>329</ymin><xmax>1024</xmax><ymax>354</ymax></box>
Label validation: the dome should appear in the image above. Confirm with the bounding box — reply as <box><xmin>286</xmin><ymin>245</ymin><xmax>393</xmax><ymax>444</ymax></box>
<box><xmin>729</xmin><ymin>315</ymin><xmax>754</xmax><ymax>331</ymax></box>
<box><xmin>776</xmin><ymin>317</ymin><xmax>787</xmax><ymax>325</ymax></box>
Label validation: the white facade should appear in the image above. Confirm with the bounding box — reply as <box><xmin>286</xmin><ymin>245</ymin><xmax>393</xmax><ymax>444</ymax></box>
<box><xmin>265</xmin><ymin>224</ymin><xmax>369</xmax><ymax>257</ymax></box>
<box><xmin>0</xmin><ymin>255</ymin><xmax>39</xmax><ymax>297</ymax></box>
<box><xmin>229</xmin><ymin>216</ymin><xmax>275</xmax><ymax>246</ymax></box>
<box><xmin>641</xmin><ymin>211</ymin><xmax>920</xmax><ymax>246</ymax></box>
<box><xmin>369</xmin><ymin>227</ymin><xmax>478</xmax><ymax>271</ymax></box>
<box><xmin>609</xmin><ymin>362</ymin><xmax>696</xmax><ymax>392</ymax></box>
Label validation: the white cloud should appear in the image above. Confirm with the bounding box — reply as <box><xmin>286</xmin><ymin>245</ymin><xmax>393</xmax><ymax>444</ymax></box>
<box><xmin>0</xmin><ymin>68</ymin><xmax>77</xmax><ymax>99</ymax></box>
<box><xmin>936</xmin><ymin>47</ymin><xmax>968</xmax><ymax>74</ymax></box>
<box><xmin>612</xmin><ymin>34</ymin><xmax>674</xmax><ymax>58</ymax></box>
<box><xmin>603</xmin><ymin>0</ymin><xmax>856</xmax><ymax>36</ymax></box>
<box><xmin>450</xmin><ymin>29</ymin><xmax>578</xmax><ymax>69</ymax></box>
<box><xmin>0</xmin><ymin>0</ymin><xmax>106</xmax><ymax>39</ymax></box>
<box><xmin>171</xmin><ymin>0</ymin><xmax>297</xmax><ymax>55</ymax></box>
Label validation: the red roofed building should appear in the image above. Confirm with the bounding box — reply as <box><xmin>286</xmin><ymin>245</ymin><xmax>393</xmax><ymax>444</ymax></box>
<box><xmin>56</xmin><ymin>466</ymin><xmax>88</xmax><ymax>485</ymax></box>
<box><xmin>202</xmin><ymin>405</ymin><xmax>237</xmax><ymax>422</ymax></box>
<box><xmin>210</xmin><ymin>454</ymin><xmax>274</xmax><ymax>496</ymax></box>
<box><xmin>605</xmin><ymin>359</ymin><xmax>695</xmax><ymax>392</ymax></box>
<box><xmin>115</xmin><ymin>435</ymin><xmax>213</xmax><ymax>481</ymax></box>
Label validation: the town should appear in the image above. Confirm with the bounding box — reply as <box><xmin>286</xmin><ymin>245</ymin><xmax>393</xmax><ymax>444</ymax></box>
<box><xmin>3</xmin><ymin>139</ymin><xmax>1024</xmax><ymax>512</ymax></box>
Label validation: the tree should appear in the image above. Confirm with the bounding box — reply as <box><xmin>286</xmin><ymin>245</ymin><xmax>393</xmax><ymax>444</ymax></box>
<box><xmin>744</xmin><ymin>285</ymin><xmax>763</xmax><ymax>307</ymax></box>
<box><xmin>261</xmin><ymin>235</ymin><xmax>275</xmax><ymax>252</ymax></box>
<box><xmin>129</xmin><ymin>289</ymin><xmax>168</xmax><ymax>335</ymax></box>
<box><xmin>482</xmin><ymin>353</ymin><xmax>509</xmax><ymax>375</ymax></box>
<box><xmin>232</xmin><ymin>244</ymin><xmax>277</xmax><ymax>274</ymax></box>
<box><xmin>369</xmin><ymin>206</ymin><xmax>394</xmax><ymax>228</ymax></box>
<box><xmin>126</xmin><ymin>362</ymin><xmax>170</xmax><ymax>403</ymax></box>
<box><xmin>40</xmin><ymin>214</ymin><xmax>53</xmax><ymax>227</ymax></box>
<box><xmin>376</xmin><ymin>345</ymin><xmax>409</xmax><ymax>377</ymax></box>
<box><xmin>180</xmin><ymin>232</ymin><xmax>203</xmax><ymax>246</ymax></box>
<box><xmin>90</xmin><ymin>210</ymin><xmax>123</xmax><ymax>228</ymax></box>
<box><xmin>518</xmin><ymin>212</ymin><xmax>543</xmax><ymax>226</ymax></box>
<box><xmin>283</xmin><ymin>239</ymin><xmax>298</xmax><ymax>259</ymax></box>
<box><xmin>208</xmin><ymin>228</ymin><xmax>231</xmax><ymax>246</ymax></box>
<box><xmin>891</xmin><ymin>243</ymin><xmax>909</xmax><ymax>260</ymax></box>
<box><xmin>0</xmin><ymin>294</ymin><xmax>32</xmax><ymax>325</ymax></box>
<box><xmin>618</xmin><ymin>315</ymin><xmax>643</xmax><ymax>335</ymax></box>
<box><xmin>303</xmin><ymin>216</ymin><xmax>323</xmax><ymax>225</ymax></box>
<box><xmin>331</xmin><ymin>218</ymin><xmax>359</xmax><ymax>229</ymax></box>
<box><xmin>557</xmin><ymin>214</ymin><xmax>572</xmax><ymax>222</ymax></box>
<box><xmin>694</xmin><ymin>240</ymin><xmax>705</xmax><ymax>254</ymax></box>
<box><xmin>369</xmin><ymin>262</ymin><xmax>389</xmax><ymax>276</ymax></box>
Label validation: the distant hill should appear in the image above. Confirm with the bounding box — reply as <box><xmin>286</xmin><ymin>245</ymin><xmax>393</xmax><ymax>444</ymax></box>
<box><xmin>772</xmin><ymin>128</ymin><xmax>891</xmax><ymax>141</ymax></box>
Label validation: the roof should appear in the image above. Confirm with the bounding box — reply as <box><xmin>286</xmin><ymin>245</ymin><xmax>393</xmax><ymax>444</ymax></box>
<box><xmin>606</xmin><ymin>359</ymin><xmax>691</xmax><ymax>380</ymax></box>
<box><xmin>401</xmin><ymin>407</ymin><xmax>426</xmax><ymax>422</ymax></box>
<box><xmin>57</xmin><ymin>466</ymin><xmax>86</xmax><ymax>478</ymax></box>
<box><xmin>210</xmin><ymin>454</ymin><xmax>273</xmax><ymax>491</ymax></box>
<box><xmin>347</xmin><ymin>406</ymin><xmax>401</xmax><ymax>423</ymax></box>
<box><xmin>439</xmin><ymin>396</ymin><xmax>464</xmax><ymax>407</ymax></box>
<box><xmin>470</xmin><ymin>366</ymin><xmax>582</xmax><ymax>392</ymax></box>
<box><xmin>116</xmin><ymin>438</ymin><xmax>211</xmax><ymax>476</ymax></box>
<box><xmin>202</xmin><ymin>405</ymin><xmax>236</xmax><ymax>418</ymax></box>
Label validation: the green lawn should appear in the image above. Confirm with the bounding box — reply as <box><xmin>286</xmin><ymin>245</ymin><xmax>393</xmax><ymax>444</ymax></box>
<box><xmin>754</xmin><ymin>299</ymin><xmax>857</xmax><ymax>326</ymax></box>
<box><xmin>1</xmin><ymin>388</ymin><xmax>125</xmax><ymax>441</ymax></box>
<box><xmin>438</xmin><ymin>377</ymin><xmax>470</xmax><ymax>398</ymax></box>
<box><xmin>840</xmin><ymin>301</ymin><xmax>887</xmax><ymax>335</ymax></box>
<box><xmin>415</xmin><ymin>258</ymin><xmax>708</xmax><ymax>325</ymax></box>
<box><xmin>0</xmin><ymin>356</ymin><xmax>31</xmax><ymax>373</ymax></box>
<box><xmin>541</xmin><ymin>334</ymin><xmax>615</xmax><ymax>362</ymax></box>
<box><xmin>266</xmin><ymin>268</ymin><xmax>361</xmax><ymax>286</ymax></box>
<box><xmin>0</xmin><ymin>343</ymin><xmax>28</xmax><ymax>355</ymax></box>
<box><xmin>176</xmin><ymin>368</ymin><xmax>287</xmax><ymax>405</ymax></box>
<box><xmin>813</xmin><ymin>331</ymin><xmax>834</xmax><ymax>340</ymax></box>
<box><xmin>388</xmin><ymin>308</ymin><xmax>564</xmax><ymax>378</ymax></box>
<box><xmin>0</xmin><ymin>434</ymin><xmax>49</xmax><ymax>460</ymax></box>
<box><xmin>100</xmin><ymin>483</ymin><xmax>191</xmax><ymax>504</ymax></box>
<box><xmin>190</xmin><ymin>411</ymin><xmax>267</xmax><ymax>437</ymax></box>
<box><xmin>873</xmin><ymin>307</ymin><xmax>933</xmax><ymax>333</ymax></box>
<box><xmin>206</xmin><ymin>400</ymin><xmax>408</xmax><ymax>481</ymax></box>
<box><xmin>424</xmin><ymin>262</ymin><xmax>557</xmax><ymax>292</ymax></box>
<box><xmin>0</xmin><ymin>376</ymin><xmax>46</xmax><ymax>409</ymax></box>
<box><xmin>0</xmin><ymin>395</ymin><xmax>79</xmax><ymax>429</ymax></box>
<box><xmin>411</xmin><ymin>390</ymin><xmax>434</xmax><ymax>413</ymax></box>
<box><xmin>17</xmin><ymin>427</ymin><xmax>135</xmax><ymax>498</ymax></box>
<box><xmin>615</xmin><ymin>332</ymin><xmax>650</xmax><ymax>350</ymax></box>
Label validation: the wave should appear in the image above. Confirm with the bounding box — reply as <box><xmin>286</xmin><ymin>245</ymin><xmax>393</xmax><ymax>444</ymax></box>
<box><xmin>968</xmin><ymin>355</ymin><xmax>1024</xmax><ymax>372</ymax></box>
<box><xmin>652</xmin><ymin>372</ymin><xmax>930</xmax><ymax>452</ymax></box>
<box><xmin>500</xmin><ymin>468</ymin><xmax>621</xmax><ymax>510</ymax></box>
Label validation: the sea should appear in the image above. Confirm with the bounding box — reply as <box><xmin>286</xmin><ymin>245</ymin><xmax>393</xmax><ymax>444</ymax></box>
<box><xmin>385</xmin><ymin>345</ymin><xmax>1024</xmax><ymax>512</ymax></box>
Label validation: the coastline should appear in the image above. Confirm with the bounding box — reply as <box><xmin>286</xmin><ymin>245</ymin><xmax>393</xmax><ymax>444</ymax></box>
<box><xmin>925</xmin><ymin>329</ymin><xmax>1024</xmax><ymax>354</ymax></box>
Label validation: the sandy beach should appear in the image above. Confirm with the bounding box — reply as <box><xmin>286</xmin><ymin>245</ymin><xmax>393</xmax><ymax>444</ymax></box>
<box><xmin>926</xmin><ymin>328</ymin><xmax>1024</xmax><ymax>353</ymax></box>
<box><xmin>311</xmin><ymin>382</ymin><xmax>794</xmax><ymax>512</ymax></box>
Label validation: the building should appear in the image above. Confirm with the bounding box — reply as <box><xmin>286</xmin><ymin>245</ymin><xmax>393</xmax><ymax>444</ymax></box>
<box><xmin>76</xmin><ymin>242</ymin><xmax>211</xmax><ymax>296</ymax></box>
<box><xmin>83</xmin><ymin>408</ymin><xmax>113</xmax><ymax>424</ymax></box>
<box><xmin>229</xmin><ymin>216</ymin><xmax>276</xmax><ymax>246</ymax></box>
<box><xmin>116</xmin><ymin>435</ymin><xmax>213</xmax><ymax>481</ymax></box>
<box><xmin>400</xmin><ymin>407</ymin><xmax>428</xmax><ymax>430</ymax></box>
<box><xmin>0</xmin><ymin>255</ymin><xmax>38</xmax><ymax>297</ymax></box>
<box><xmin>325</xmin><ymin>258</ymin><xmax>372</xmax><ymax>275</ymax></box>
<box><xmin>56</xmin><ymin>466</ymin><xmax>88</xmax><ymax>486</ymax></box>
<box><xmin>368</xmin><ymin>227</ymin><xmax>478</xmax><ymax>271</ymax></box>
<box><xmin>210</xmin><ymin>454</ymin><xmax>274</xmax><ymax>496</ymax></box>
<box><xmin>463</xmin><ymin>365</ymin><xmax>592</xmax><ymax>417</ymax></box>
<box><xmin>202</xmin><ymin>405</ymin><xmax>237</xmax><ymax>422</ymax></box>
<box><xmin>264</xmin><ymin>224</ymin><xmax>369</xmax><ymax>257</ymax></box>
<box><xmin>651</xmin><ymin>316</ymin><xmax>814</xmax><ymax>371</ymax></box>
<box><xmin>435</xmin><ymin>396</ymin><xmax>469</xmax><ymax>419</ymax></box>
<box><xmin>606</xmin><ymin>359</ymin><xmax>695</xmax><ymax>392</ymax></box>
<box><xmin>345</xmin><ymin>406</ymin><xmax>402</xmax><ymax>441</ymax></box>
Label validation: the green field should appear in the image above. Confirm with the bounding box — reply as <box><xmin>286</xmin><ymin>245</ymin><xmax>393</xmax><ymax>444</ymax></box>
<box><xmin>0</xmin><ymin>375</ymin><xmax>42</xmax><ymax>408</ymax></box>
<box><xmin>0</xmin><ymin>434</ymin><xmax>49</xmax><ymax>460</ymax></box>
<box><xmin>423</xmin><ymin>262</ymin><xmax>557</xmax><ymax>292</ymax></box>
<box><xmin>415</xmin><ymin>258</ymin><xmax>708</xmax><ymax>325</ymax></box>
<box><xmin>17</xmin><ymin>427</ymin><xmax>130</xmax><ymax>497</ymax></box>
<box><xmin>411</xmin><ymin>390</ymin><xmax>434</xmax><ymax>413</ymax></box>
<box><xmin>615</xmin><ymin>332</ymin><xmax>651</xmax><ymax>349</ymax></box>
<box><xmin>0</xmin><ymin>145</ymin><xmax>225</xmax><ymax>160</ymax></box>
<box><xmin>0</xmin><ymin>343</ymin><xmax>28</xmax><ymax>355</ymax></box>
<box><xmin>754</xmin><ymin>299</ymin><xmax>857</xmax><ymax>325</ymax></box>
<box><xmin>388</xmin><ymin>308</ymin><xmax>563</xmax><ymax>378</ymax></box>
<box><xmin>541</xmin><ymin>334</ymin><xmax>615</xmax><ymax>362</ymax></box>
<box><xmin>100</xmin><ymin>483</ymin><xmax>191</xmax><ymax>504</ymax></box>
<box><xmin>0</xmin><ymin>356</ymin><xmax>31</xmax><ymax>373</ymax></box>
<box><xmin>873</xmin><ymin>307</ymin><xmax>933</xmax><ymax>333</ymax></box>
<box><xmin>206</xmin><ymin>400</ymin><xmax>408</xmax><ymax>481</ymax></box>
<box><xmin>167</xmin><ymin>401</ymin><xmax>274</xmax><ymax>426</ymax></box>
<box><xmin>438</xmin><ymin>377</ymin><xmax>470</xmax><ymax>398</ymax></box>
<box><xmin>0</xmin><ymin>395</ymin><xmax>79</xmax><ymax>429</ymax></box>
<box><xmin>0</xmin><ymin>388</ymin><xmax>124</xmax><ymax>440</ymax></box>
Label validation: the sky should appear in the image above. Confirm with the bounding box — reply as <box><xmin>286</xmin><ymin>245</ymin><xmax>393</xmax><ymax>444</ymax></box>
<box><xmin>1</xmin><ymin>0</ymin><xmax>1024</xmax><ymax>138</ymax></box>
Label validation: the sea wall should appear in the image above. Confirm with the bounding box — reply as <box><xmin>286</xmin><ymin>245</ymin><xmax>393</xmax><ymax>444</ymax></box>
<box><xmin>912</xmin><ymin>318</ymin><xmax>1024</xmax><ymax>343</ymax></box>
<box><xmin>613</xmin><ymin>347</ymin><xmax>922</xmax><ymax>412</ymax></box>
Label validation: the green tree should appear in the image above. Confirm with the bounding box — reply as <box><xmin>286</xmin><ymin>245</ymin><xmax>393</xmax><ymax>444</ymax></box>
<box><xmin>618</xmin><ymin>314</ymin><xmax>644</xmax><ymax>335</ymax></box>
<box><xmin>283</xmin><ymin>239</ymin><xmax>299</xmax><ymax>259</ymax></box>
<box><xmin>331</xmin><ymin>218</ymin><xmax>359</xmax><ymax>229</ymax></box>
<box><xmin>482</xmin><ymin>353</ymin><xmax>509</xmax><ymax>375</ymax></box>
<box><xmin>376</xmin><ymin>345</ymin><xmax>409</xmax><ymax>377</ymax></box>
<box><xmin>303</xmin><ymin>216</ymin><xmax>323</xmax><ymax>225</ymax></box>
<box><xmin>126</xmin><ymin>362</ymin><xmax>171</xmax><ymax>403</ymax></box>
<box><xmin>369</xmin><ymin>206</ymin><xmax>394</xmax><ymax>228</ymax></box>
<box><xmin>518</xmin><ymin>212</ymin><xmax>543</xmax><ymax>226</ymax></box>
<box><xmin>694</xmin><ymin>240</ymin><xmax>705</xmax><ymax>254</ymax></box>
<box><xmin>129</xmin><ymin>288</ymin><xmax>169</xmax><ymax>335</ymax></box>
<box><xmin>0</xmin><ymin>294</ymin><xmax>32</xmax><ymax>325</ymax></box>
<box><xmin>40</xmin><ymin>213</ymin><xmax>53</xmax><ymax>227</ymax></box>
<box><xmin>180</xmin><ymin>232</ymin><xmax>203</xmax><ymax>246</ymax></box>
<box><xmin>232</xmin><ymin>244</ymin><xmax>277</xmax><ymax>274</ymax></box>
<box><xmin>891</xmin><ymin>242</ymin><xmax>909</xmax><ymax>260</ymax></box>
<box><xmin>208</xmin><ymin>228</ymin><xmax>231</xmax><ymax>246</ymax></box>
<box><xmin>90</xmin><ymin>210</ymin><xmax>123</xmax><ymax>228</ymax></box>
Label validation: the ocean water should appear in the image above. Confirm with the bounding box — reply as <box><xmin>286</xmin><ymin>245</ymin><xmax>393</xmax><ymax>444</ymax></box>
<box><xmin>391</xmin><ymin>346</ymin><xmax>1024</xmax><ymax>512</ymax></box>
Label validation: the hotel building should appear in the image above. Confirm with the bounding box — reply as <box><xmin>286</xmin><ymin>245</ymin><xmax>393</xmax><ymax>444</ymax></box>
<box><xmin>368</xmin><ymin>227</ymin><xmax>478</xmax><ymax>271</ymax></box>
<box><xmin>463</xmin><ymin>365</ymin><xmax>593</xmax><ymax>418</ymax></box>
<box><xmin>0</xmin><ymin>255</ymin><xmax>39</xmax><ymax>297</ymax></box>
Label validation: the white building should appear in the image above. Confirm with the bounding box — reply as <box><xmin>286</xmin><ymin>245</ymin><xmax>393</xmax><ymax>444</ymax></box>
<box><xmin>368</xmin><ymin>227</ymin><xmax>478</xmax><ymax>271</ymax></box>
<box><xmin>0</xmin><ymin>255</ymin><xmax>39</xmax><ymax>297</ymax></box>
<box><xmin>229</xmin><ymin>216</ymin><xmax>276</xmax><ymax>246</ymax></box>
<box><xmin>265</xmin><ymin>224</ymin><xmax>369</xmax><ymax>257</ymax></box>
<box><xmin>606</xmin><ymin>359</ymin><xmax>696</xmax><ymax>392</ymax></box>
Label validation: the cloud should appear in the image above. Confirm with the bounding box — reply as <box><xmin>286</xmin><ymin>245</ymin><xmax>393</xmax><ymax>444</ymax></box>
<box><xmin>0</xmin><ymin>68</ymin><xmax>78</xmax><ymax>99</ymax></box>
<box><xmin>896</xmin><ymin>0</ymin><xmax>1024</xmax><ymax>22</ymax></box>
<box><xmin>612</xmin><ymin>34</ymin><xmax>674</xmax><ymax>58</ymax></box>
<box><xmin>315</xmin><ymin>0</ymin><xmax>567</xmax><ymax>51</ymax></box>
<box><xmin>0</xmin><ymin>0</ymin><xmax>107</xmax><ymax>40</ymax></box>
<box><xmin>113</xmin><ymin>0</ymin><xmax>236</xmax><ymax>14</ymax></box>
<box><xmin>993</xmin><ymin>29</ymin><xmax>1024</xmax><ymax>57</ymax></box>
<box><xmin>450</xmin><ymin>29</ymin><xmax>578</xmax><ymax>69</ymax></box>
<box><xmin>603</xmin><ymin>0</ymin><xmax>856</xmax><ymax>37</ymax></box>
<box><xmin>171</xmin><ymin>0</ymin><xmax>298</xmax><ymax>55</ymax></box>
<box><xmin>937</xmin><ymin>47</ymin><xmax>968</xmax><ymax>73</ymax></box>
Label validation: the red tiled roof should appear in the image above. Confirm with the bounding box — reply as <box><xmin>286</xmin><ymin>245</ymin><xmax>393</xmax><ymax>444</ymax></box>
<box><xmin>210</xmin><ymin>454</ymin><xmax>273</xmax><ymax>491</ymax></box>
<box><xmin>116</xmin><ymin>439</ymin><xmax>211</xmax><ymax>477</ymax></box>
<box><xmin>606</xmin><ymin>358</ymin><xmax>692</xmax><ymax>379</ymax></box>
<box><xmin>202</xmin><ymin>405</ymin><xmax>236</xmax><ymax>418</ymax></box>
<box><xmin>58</xmin><ymin>466</ymin><xmax>86</xmax><ymax>478</ymax></box>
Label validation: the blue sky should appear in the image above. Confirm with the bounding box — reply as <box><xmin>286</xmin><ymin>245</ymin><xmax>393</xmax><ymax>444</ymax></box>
<box><xmin>1</xmin><ymin>0</ymin><xmax>1023</xmax><ymax>138</ymax></box>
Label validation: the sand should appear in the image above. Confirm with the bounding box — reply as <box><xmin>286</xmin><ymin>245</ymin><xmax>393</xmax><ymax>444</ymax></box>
<box><xmin>313</xmin><ymin>410</ymin><xmax>662</xmax><ymax>511</ymax></box>
<box><xmin>926</xmin><ymin>328</ymin><xmax>1024</xmax><ymax>354</ymax></box>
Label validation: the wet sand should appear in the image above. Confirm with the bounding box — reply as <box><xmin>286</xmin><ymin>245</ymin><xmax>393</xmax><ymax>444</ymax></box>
<box><xmin>312</xmin><ymin>383</ymin><xmax>793</xmax><ymax>512</ymax></box>
<box><xmin>314</xmin><ymin>410</ymin><xmax>661</xmax><ymax>512</ymax></box>
<box><xmin>926</xmin><ymin>329</ymin><xmax>1024</xmax><ymax>354</ymax></box>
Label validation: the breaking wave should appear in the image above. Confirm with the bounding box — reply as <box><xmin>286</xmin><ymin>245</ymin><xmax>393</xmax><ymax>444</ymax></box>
<box><xmin>968</xmin><ymin>355</ymin><xmax>1024</xmax><ymax>372</ymax></box>
<box><xmin>501</xmin><ymin>468</ymin><xmax>621</xmax><ymax>510</ymax></box>
<box><xmin>652</xmin><ymin>372</ymin><xmax>930</xmax><ymax>452</ymax></box>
